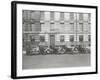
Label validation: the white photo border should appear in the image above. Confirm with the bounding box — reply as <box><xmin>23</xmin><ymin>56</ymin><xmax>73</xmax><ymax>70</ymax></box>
<box><xmin>11</xmin><ymin>1</ymin><xmax>98</xmax><ymax>79</ymax></box>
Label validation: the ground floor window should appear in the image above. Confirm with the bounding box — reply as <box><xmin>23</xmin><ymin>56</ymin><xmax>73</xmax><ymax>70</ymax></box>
<box><xmin>70</xmin><ymin>35</ymin><xmax>74</xmax><ymax>42</ymax></box>
<box><xmin>30</xmin><ymin>35</ymin><xmax>35</xmax><ymax>43</ymax></box>
<box><xmin>60</xmin><ymin>35</ymin><xmax>65</xmax><ymax>42</ymax></box>
<box><xmin>79</xmin><ymin>35</ymin><xmax>83</xmax><ymax>42</ymax></box>
<box><xmin>88</xmin><ymin>35</ymin><xmax>91</xmax><ymax>42</ymax></box>
<box><xmin>40</xmin><ymin>35</ymin><xmax>45</xmax><ymax>42</ymax></box>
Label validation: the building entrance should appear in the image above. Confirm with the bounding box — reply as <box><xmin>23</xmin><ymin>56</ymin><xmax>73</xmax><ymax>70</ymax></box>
<box><xmin>50</xmin><ymin>35</ymin><xmax>55</xmax><ymax>47</ymax></box>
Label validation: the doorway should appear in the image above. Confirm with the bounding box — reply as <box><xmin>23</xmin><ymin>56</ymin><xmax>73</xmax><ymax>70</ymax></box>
<box><xmin>50</xmin><ymin>35</ymin><xmax>55</xmax><ymax>47</ymax></box>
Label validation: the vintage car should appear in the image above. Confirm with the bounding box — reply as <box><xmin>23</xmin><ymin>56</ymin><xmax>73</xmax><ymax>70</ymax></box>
<box><xmin>85</xmin><ymin>46</ymin><xmax>91</xmax><ymax>53</ymax></box>
<box><xmin>72</xmin><ymin>46</ymin><xmax>79</xmax><ymax>54</ymax></box>
<box><xmin>57</xmin><ymin>46</ymin><xmax>66</xmax><ymax>54</ymax></box>
<box><xmin>31</xmin><ymin>46</ymin><xmax>40</xmax><ymax>55</ymax></box>
<box><xmin>44</xmin><ymin>46</ymin><xmax>53</xmax><ymax>54</ymax></box>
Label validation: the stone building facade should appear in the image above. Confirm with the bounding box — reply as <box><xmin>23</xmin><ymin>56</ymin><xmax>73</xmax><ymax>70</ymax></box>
<box><xmin>22</xmin><ymin>10</ymin><xmax>91</xmax><ymax>50</ymax></box>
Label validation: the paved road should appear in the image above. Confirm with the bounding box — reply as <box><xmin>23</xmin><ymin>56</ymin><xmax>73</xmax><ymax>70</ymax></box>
<box><xmin>22</xmin><ymin>54</ymin><xmax>90</xmax><ymax>69</ymax></box>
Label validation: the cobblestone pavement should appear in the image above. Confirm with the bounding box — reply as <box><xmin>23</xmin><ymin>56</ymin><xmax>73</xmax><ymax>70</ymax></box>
<box><xmin>22</xmin><ymin>53</ymin><xmax>90</xmax><ymax>69</ymax></box>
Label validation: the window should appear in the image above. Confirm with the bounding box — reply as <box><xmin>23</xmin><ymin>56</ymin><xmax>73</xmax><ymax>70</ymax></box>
<box><xmin>40</xmin><ymin>11</ymin><xmax>44</xmax><ymax>20</ymax></box>
<box><xmin>70</xmin><ymin>12</ymin><xmax>74</xmax><ymax>21</ymax></box>
<box><xmin>70</xmin><ymin>23</ymin><xmax>74</xmax><ymax>32</ymax></box>
<box><xmin>60</xmin><ymin>35</ymin><xmax>65</xmax><ymax>42</ymax></box>
<box><xmin>50</xmin><ymin>23</ymin><xmax>54</xmax><ymax>31</ymax></box>
<box><xmin>34</xmin><ymin>22</ymin><xmax>41</xmax><ymax>31</ymax></box>
<box><xmin>23</xmin><ymin>34</ymin><xmax>28</xmax><ymax>41</ymax></box>
<box><xmin>79</xmin><ymin>13</ymin><xmax>83</xmax><ymax>21</ymax></box>
<box><xmin>50</xmin><ymin>11</ymin><xmax>54</xmax><ymax>20</ymax></box>
<box><xmin>40</xmin><ymin>35</ymin><xmax>45</xmax><ymax>42</ymax></box>
<box><xmin>79</xmin><ymin>35</ymin><xmax>83</xmax><ymax>42</ymax></box>
<box><xmin>88</xmin><ymin>35</ymin><xmax>91</xmax><ymax>42</ymax></box>
<box><xmin>55</xmin><ymin>12</ymin><xmax>60</xmax><ymax>21</ymax></box>
<box><xmin>45</xmin><ymin>12</ymin><xmax>50</xmax><ymax>20</ymax></box>
<box><xmin>79</xmin><ymin>23</ymin><xmax>83</xmax><ymax>32</ymax></box>
<box><xmin>24</xmin><ymin>23</ymin><xmax>31</xmax><ymax>31</ymax></box>
<box><xmin>31</xmin><ymin>23</ymin><xmax>35</xmax><ymax>31</ymax></box>
<box><xmin>30</xmin><ymin>35</ymin><xmax>35</xmax><ymax>43</ymax></box>
<box><xmin>24</xmin><ymin>23</ymin><xmax>27</xmax><ymax>31</ymax></box>
<box><xmin>28</xmin><ymin>24</ymin><xmax>31</xmax><ymax>31</ymax></box>
<box><xmin>23</xmin><ymin>34</ymin><xmax>30</xmax><ymax>41</ymax></box>
<box><xmin>41</xmin><ymin>23</ymin><xmax>45</xmax><ymax>31</ymax></box>
<box><xmin>23</xmin><ymin>10</ymin><xmax>25</xmax><ymax>20</ymax></box>
<box><xmin>70</xmin><ymin>35</ymin><xmax>74</xmax><ymax>42</ymax></box>
<box><xmin>88</xmin><ymin>13</ymin><xmax>91</xmax><ymax>21</ymax></box>
<box><xmin>29</xmin><ymin>24</ymin><xmax>32</xmax><ymax>31</ymax></box>
<box><xmin>60</xmin><ymin>12</ymin><xmax>64</xmax><ymax>20</ymax></box>
<box><xmin>23</xmin><ymin>10</ymin><xmax>28</xmax><ymax>20</ymax></box>
<box><xmin>30</xmin><ymin>11</ymin><xmax>34</xmax><ymax>20</ymax></box>
<box><xmin>24</xmin><ymin>10</ymin><xmax>30</xmax><ymax>20</ymax></box>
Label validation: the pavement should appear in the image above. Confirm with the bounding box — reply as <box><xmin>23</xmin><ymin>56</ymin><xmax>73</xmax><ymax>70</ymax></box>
<box><xmin>22</xmin><ymin>53</ymin><xmax>90</xmax><ymax>69</ymax></box>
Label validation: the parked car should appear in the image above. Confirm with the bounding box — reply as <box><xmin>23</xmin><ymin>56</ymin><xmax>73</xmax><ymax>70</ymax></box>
<box><xmin>71</xmin><ymin>45</ymin><xmax>87</xmax><ymax>54</ymax></box>
<box><xmin>72</xmin><ymin>46</ymin><xmax>79</xmax><ymax>54</ymax></box>
<box><xmin>57</xmin><ymin>46</ymin><xmax>66</xmax><ymax>54</ymax></box>
<box><xmin>31</xmin><ymin>46</ymin><xmax>40</xmax><ymax>55</ymax></box>
<box><xmin>44</xmin><ymin>46</ymin><xmax>53</xmax><ymax>54</ymax></box>
<box><xmin>85</xmin><ymin>47</ymin><xmax>91</xmax><ymax>53</ymax></box>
